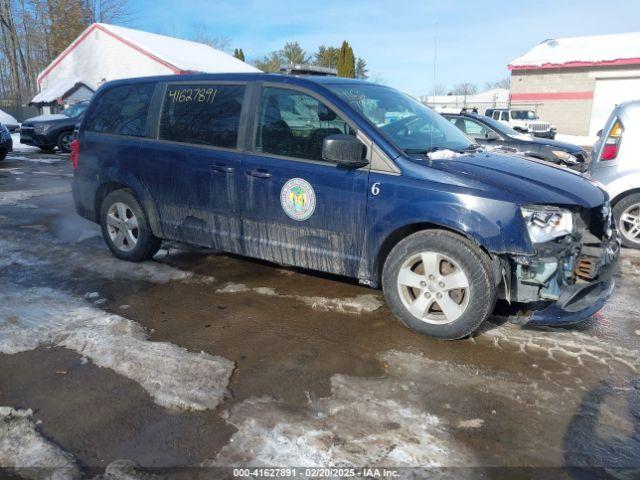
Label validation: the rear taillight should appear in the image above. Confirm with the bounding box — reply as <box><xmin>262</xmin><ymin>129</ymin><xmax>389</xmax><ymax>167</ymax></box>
<box><xmin>600</xmin><ymin>120</ymin><xmax>623</xmax><ymax>161</ymax></box>
<box><xmin>70</xmin><ymin>139</ymin><xmax>79</xmax><ymax>169</ymax></box>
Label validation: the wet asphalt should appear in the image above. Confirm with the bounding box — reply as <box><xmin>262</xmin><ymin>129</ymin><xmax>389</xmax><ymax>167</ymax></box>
<box><xmin>0</xmin><ymin>148</ymin><xmax>638</xmax><ymax>479</ymax></box>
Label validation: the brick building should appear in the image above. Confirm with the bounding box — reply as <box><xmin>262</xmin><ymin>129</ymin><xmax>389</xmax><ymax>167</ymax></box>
<box><xmin>509</xmin><ymin>32</ymin><xmax>640</xmax><ymax>136</ymax></box>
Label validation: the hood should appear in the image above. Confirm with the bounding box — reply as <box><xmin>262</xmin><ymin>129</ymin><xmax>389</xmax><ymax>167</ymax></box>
<box><xmin>24</xmin><ymin>113</ymin><xmax>68</xmax><ymax>122</ymax></box>
<box><xmin>425</xmin><ymin>151</ymin><xmax>605</xmax><ymax>208</ymax></box>
<box><xmin>523</xmin><ymin>136</ymin><xmax>584</xmax><ymax>153</ymax></box>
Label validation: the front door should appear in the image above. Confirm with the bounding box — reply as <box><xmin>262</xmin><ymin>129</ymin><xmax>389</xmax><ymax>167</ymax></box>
<box><xmin>240</xmin><ymin>85</ymin><xmax>369</xmax><ymax>277</ymax></box>
<box><xmin>147</xmin><ymin>82</ymin><xmax>248</xmax><ymax>251</ymax></box>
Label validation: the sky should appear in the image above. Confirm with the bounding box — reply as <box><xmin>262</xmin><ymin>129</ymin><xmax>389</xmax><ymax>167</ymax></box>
<box><xmin>131</xmin><ymin>0</ymin><xmax>640</xmax><ymax>96</ymax></box>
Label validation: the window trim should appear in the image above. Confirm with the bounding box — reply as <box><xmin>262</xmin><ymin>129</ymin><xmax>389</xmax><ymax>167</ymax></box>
<box><xmin>249</xmin><ymin>82</ymin><xmax>368</xmax><ymax>168</ymax></box>
<box><xmin>155</xmin><ymin>80</ymin><xmax>251</xmax><ymax>152</ymax></box>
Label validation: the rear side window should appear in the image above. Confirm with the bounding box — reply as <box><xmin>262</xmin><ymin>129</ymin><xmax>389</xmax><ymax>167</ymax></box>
<box><xmin>159</xmin><ymin>84</ymin><xmax>246</xmax><ymax>149</ymax></box>
<box><xmin>84</xmin><ymin>83</ymin><xmax>155</xmax><ymax>137</ymax></box>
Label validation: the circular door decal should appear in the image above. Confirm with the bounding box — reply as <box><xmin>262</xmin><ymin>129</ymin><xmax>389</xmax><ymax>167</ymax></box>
<box><xmin>280</xmin><ymin>178</ymin><xmax>316</xmax><ymax>221</ymax></box>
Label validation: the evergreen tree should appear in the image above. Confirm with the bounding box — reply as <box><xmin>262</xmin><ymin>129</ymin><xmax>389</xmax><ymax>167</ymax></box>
<box><xmin>337</xmin><ymin>41</ymin><xmax>356</xmax><ymax>78</ymax></box>
<box><xmin>314</xmin><ymin>45</ymin><xmax>340</xmax><ymax>69</ymax></box>
<box><xmin>355</xmin><ymin>58</ymin><xmax>368</xmax><ymax>79</ymax></box>
<box><xmin>233</xmin><ymin>48</ymin><xmax>245</xmax><ymax>61</ymax></box>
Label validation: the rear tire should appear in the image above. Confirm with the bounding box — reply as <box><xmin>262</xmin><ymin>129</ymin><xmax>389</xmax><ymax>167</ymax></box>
<box><xmin>0</xmin><ymin>151</ymin><xmax>6</xmax><ymax>162</ymax></box>
<box><xmin>614</xmin><ymin>193</ymin><xmax>640</xmax><ymax>249</ymax></box>
<box><xmin>382</xmin><ymin>230</ymin><xmax>497</xmax><ymax>339</ymax></box>
<box><xmin>100</xmin><ymin>189</ymin><xmax>162</xmax><ymax>261</ymax></box>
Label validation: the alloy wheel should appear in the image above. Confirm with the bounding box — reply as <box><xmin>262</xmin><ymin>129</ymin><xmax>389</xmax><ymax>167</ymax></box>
<box><xmin>396</xmin><ymin>251</ymin><xmax>470</xmax><ymax>324</ymax></box>
<box><xmin>106</xmin><ymin>202</ymin><xmax>139</xmax><ymax>252</ymax></box>
<box><xmin>619</xmin><ymin>203</ymin><xmax>640</xmax><ymax>245</ymax></box>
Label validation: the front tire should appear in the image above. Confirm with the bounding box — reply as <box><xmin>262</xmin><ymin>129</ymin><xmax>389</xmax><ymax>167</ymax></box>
<box><xmin>614</xmin><ymin>193</ymin><xmax>640</xmax><ymax>249</ymax></box>
<box><xmin>100</xmin><ymin>189</ymin><xmax>162</xmax><ymax>261</ymax></box>
<box><xmin>382</xmin><ymin>230</ymin><xmax>497</xmax><ymax>339</ymax></box>
<box><xmin>57</xmin><ymin>131</ymin><xmax>73</xmax><ymax>153</ymax></box>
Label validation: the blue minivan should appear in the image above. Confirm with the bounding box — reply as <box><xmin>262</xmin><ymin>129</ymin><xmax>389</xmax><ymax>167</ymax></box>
<box><xmin>72</xmin><ymin>73</ymin><xmax>619</xmax><ymax>339</ymax></box>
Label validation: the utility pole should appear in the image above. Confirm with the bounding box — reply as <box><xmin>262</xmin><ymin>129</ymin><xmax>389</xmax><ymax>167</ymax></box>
<box><xmin>432</xmin><ymin>22</ymin><xmax>438</xmax><ymax>100</ymax></box>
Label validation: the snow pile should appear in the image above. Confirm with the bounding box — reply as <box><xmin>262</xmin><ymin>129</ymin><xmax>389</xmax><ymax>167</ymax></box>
<box><xmin>0</xmin><ymin>407</ymin><xmax>81</xmax><ymax>479</ymax></box>
<box><xmin>0</xmin><ymin>286</ymin><xmax>234</xmax><ymax>411</ymax></box>
<box><xmin>10</xmin><ymin>133</ymin><xmax>38</xmax><ymax>152</ymax></box>
<box><xmin>509</xmin><ymin>32</ymin><xmax>640</xmax><ymax>69</ymax></box>
<box><xmin>211</xmin><ymin>362</ymin><xmax>473</xmax><ymax>467</ymax></box>
<box><xmin>215</xmin><ymin>282</ymin><xmax>383</xmax><ymax>314</ymax></box>
<box><xmin>98</xmin><ymin>23</ymin><xmax>260</xmax><ymax>74</ymax></box>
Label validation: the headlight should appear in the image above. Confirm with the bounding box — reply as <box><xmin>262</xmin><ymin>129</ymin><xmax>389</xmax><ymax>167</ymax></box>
<box><xmin>552</xmin><ymin>150</ymin><xmax>578</xmax><ymax>164</ymax></box>
<box><xmin>34</xmin><ymin>123</ymin><xmax>52</xmax><ymax>134</ymax></box>
<box><xmin>521</xmin><ymin>205</ymin><xmax>574</xmax><ymax>243</ymax></box>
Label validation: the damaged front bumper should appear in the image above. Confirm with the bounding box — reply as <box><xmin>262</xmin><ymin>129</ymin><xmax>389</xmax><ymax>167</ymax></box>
<box><xmin>502</xmin><ymin>212</ymin><xmax>620</xmax><ymax>326</ymax></box>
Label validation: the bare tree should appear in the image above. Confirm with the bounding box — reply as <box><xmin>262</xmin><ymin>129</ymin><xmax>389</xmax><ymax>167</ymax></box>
<box><xmin>189</xmin><ymin>23</ymin><xmax>231</xmax><ymax>52</ymax></box>
<box><xmin>450</xmin><ymin>82</ymin><xmax>478</xmax><ymax>96</ymax></box>
<box><xmin>484</xmin><ymin>77</ymin><xmax>510</xmax><ymax>90</ymax></box>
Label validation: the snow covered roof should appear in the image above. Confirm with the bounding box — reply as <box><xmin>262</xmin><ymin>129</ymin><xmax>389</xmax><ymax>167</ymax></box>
<box><xmin>423</xmin><ymin>88</ymin><xmax>510</xmax><ymax>105</ymax></box>
<box><xmin>509</xmin><ymin>32</ymin><xmax>640</xmax><ymax>70</ymax></box>
<box><xmin>0</xmin><ymin>109</ymin><xmax>18</xmax><ymax>126</ymax></box>
<box><xmin>31</xmin><ymin>77</ymin><xmax>92</xmax><ymax>104</ymax></box>
<box><xmin>95</xmin><ymin>23</ymin><xmax>260</xmax><ymax>75</ymax></box>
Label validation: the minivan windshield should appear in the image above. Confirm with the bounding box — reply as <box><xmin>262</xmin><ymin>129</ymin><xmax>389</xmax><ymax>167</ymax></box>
<box><xmin>327</xmin><ymin>84</ymin><xmax>473</xmax><ymax>155</ymax></box>
<box><xmin>61</xmin><ymin>102</ymin><xmax>88</xmax><ymax>118</ymax></box>
<box><xmin>511</xmin><ymin>110</ymin><xmax>538</xmax><ymax>120</ymax></box>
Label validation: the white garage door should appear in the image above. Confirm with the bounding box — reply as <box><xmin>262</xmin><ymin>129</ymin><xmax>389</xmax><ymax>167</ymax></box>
<box><xmin>590</xmin><ymin>77</ymin><xmax>640</xmax><ymax>136</ymax></box>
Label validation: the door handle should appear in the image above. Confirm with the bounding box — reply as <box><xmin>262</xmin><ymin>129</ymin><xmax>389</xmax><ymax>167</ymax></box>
<box><xmin>210</xmin><ymin>164</ymin><xmax>234</xmax><ymax>174</ymax></box>
<box><xmin>246</xmin><ymin>169</ymin><xmax>272</xmax><ymax>179</ymax></box>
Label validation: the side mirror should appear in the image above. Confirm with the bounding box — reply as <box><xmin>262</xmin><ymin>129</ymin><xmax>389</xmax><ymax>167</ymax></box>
<box><xmin>485</xmin><ymin>130</ymin><xmax>499</xmax><ymax>141</ymax></box>
<box><xmin>596</xmin><ymin>129</ymin><xmax>603</xmax><ymax>138</ymax></box>
<box><xmin>322</xmin><ymin>134</ymin><xmax>368</xmax><ymax>168</ymax></box>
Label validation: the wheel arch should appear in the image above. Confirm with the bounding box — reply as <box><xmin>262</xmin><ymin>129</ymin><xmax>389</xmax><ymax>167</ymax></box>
<box><xmin>611</xmin><ymin>188</ymin><xmax>640</xmax><ymax>208</ymax></box>
<box><xmin>375</xmin><ymin>222</ymin><xmax>494</xmax><ymax>283</ymax></box>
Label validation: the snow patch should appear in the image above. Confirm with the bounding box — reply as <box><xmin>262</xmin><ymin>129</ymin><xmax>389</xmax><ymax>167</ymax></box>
<box><xmin>6</xmin><ymin>155</ymin><xmax>63</xmax><ymax>164</ymax></box>
<box><xmin>210</xmin><ymin>355</ymin><xmax>475</xmax><ymax>467</ymax></box>
<box><xmin>0</xmin><ymin>406</ymin><xmax>81</xmax><ymax>479</ymax></box>
<box><xmin>428</xmin><ymin>149</ymin><xmax>462</xmax><ymax>160</ymax></box>
<box><xmin>0</xmin><ymin>187</ymin><xmax>71</xmax><ymax>206</ymax></box>
<box><xmin>215</xmin><ymin>282</ymin><xmax>383</xmax><ymax>314</ymax></box>
<box><xmin>0</xmin><ymin>237</ymin><xmax>196</xmax><ymax>284</ymax></box>
<box><xmin>457</xmin><ymin>418</ymin><xmax>485</xmax><ymax>429</ymax></box>
<box><xmin>0</xmin><ymin>286</ymin><xmax>234</xmax><ymax>411</ymax></box>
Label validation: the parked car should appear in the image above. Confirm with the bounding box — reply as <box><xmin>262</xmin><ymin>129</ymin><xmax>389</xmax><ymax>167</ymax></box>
<box><xmin>73</xmin><ymin>74</ymin><xmax>618</xmax><ymax>339</ymax></box>
<box><xmin>485</xmin><ymin>108</ymin><xmax>555</xmax><ymax>139</ymax></box>
<box><xmin>0</xmin><ymin>109</ymin><xmax>19</xmax><ymax>133</ymax></box>
<box><xmin>0</xmin><ymin>123</ymin><xmax>13</xmax><ymax>161</ymax></box>
<box><xmin>20</xmin><ymin>101</ymin><xmax>89</xmax><ymax>153</ymax></box>
<box><xmin>589</xmin><ymin>100</ymin><xmax>640</xmax><ymax>249</ymax></box>
<box><xmin>444</xmin><ymin>111</ymin><xmax>588</xmax><ymax>171</ymax></box>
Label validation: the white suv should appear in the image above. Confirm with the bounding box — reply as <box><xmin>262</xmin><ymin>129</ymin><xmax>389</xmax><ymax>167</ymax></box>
<box><xmin>485</xmin><ymin>109</ymin><xmax>555</xmax><ymax>139</ymax></box>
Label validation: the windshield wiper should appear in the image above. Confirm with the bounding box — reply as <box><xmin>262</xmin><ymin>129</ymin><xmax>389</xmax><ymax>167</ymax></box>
<box><xmin>460</xmin><ymin>143</ymin><xmax>482</xmax><ymax>152</ymax></box>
